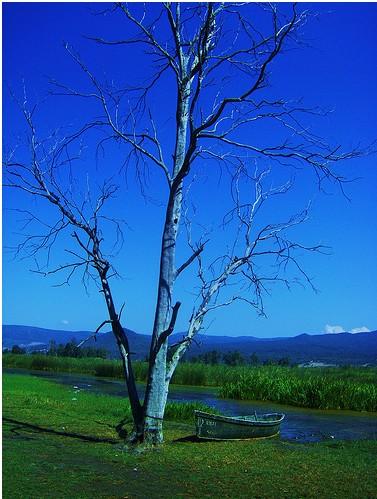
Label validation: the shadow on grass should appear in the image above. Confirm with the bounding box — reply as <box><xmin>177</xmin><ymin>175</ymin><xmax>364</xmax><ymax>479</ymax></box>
<box><xmin>173</xmin><ymin>434</ymin><xmax>223</xmax><ymax>444</ymax></box>
<box><xmin>115</xmin><ymin>418</ymin><xmax>131</xmax><ymax>440</ymax></box>
<box><xmin>3</xmin><ymin>417</ymin><xmax>119</xmax><ymax>444</ymax></box>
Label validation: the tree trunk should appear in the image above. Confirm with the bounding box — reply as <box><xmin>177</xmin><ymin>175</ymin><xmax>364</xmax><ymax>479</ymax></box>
<box><xmin>141</xmin><ymin>353</ymin><xmax>169</xmax><ymax>444</ymax></box>
<box><xmin>142</xmin><ymin>197</ymin><xmax>182</xmax><ymax>444</ymax></box>
<box><xmin>114</xmin><ymin>321</ymin><xmax>144</xmax><ymax>440</ymax></box>
<box><xmin>142</xmin><ymin>80</ymin><xmax>191</xmax><ymax>444</ymax></box>
<box><xmin>99</xmin><ymin>273</ymin><xmax>144</xmax><ymax>441</ymax></box>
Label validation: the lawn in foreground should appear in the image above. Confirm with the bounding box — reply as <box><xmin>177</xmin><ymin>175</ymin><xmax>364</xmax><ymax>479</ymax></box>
<box><xmin>3</xmin><ymin>374</ymin><xmax>377</xmax><ymax>498</ymax></box>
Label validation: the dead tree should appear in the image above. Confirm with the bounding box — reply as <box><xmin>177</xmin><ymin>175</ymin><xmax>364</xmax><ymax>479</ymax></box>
<box><xmin>4</xmin><ymin>3</ymin><xmax>364</xmax><ymax>444</ymax></box>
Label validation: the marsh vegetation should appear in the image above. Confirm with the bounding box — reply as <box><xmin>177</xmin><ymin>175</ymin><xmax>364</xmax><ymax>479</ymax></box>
<box><xmin>4</xmin><ymin>354</ymin><xmax>376</xmax><ymax>412</ymax></box>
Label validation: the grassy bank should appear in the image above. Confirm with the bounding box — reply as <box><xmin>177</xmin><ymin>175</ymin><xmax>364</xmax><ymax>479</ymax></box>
<box><xmin>3</xmin><ymin>373</ymin><xmax>377</xmax><ymax>499</ymax></box>
<box><xmin>3</xmin><ymin>374</ymin><xmax>215</xmax><ymax>429</ymax></box>
<box><xmin>4</xmin><ymin>354</ymin><xmax>377</xmax><ymax>411</ymax></box>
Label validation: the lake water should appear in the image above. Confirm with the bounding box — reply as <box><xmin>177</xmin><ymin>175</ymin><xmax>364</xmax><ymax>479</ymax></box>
<box><xmin>6</xmin><ymin>368</ymin><xmax>377</xmax><ymax>443</ymax></box>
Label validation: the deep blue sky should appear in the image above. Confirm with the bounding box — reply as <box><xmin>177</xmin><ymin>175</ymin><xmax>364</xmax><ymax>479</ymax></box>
<box><xmin>3</xmin><ymin>2</ymin><xmax>377</xmax><ymax>337</ymax></box>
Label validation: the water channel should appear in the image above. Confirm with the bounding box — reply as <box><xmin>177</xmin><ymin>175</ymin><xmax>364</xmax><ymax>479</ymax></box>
<box><xmin>6</xmin><ymin>368</ymin><xmax>377</xmax><ymax>443</ymax></box>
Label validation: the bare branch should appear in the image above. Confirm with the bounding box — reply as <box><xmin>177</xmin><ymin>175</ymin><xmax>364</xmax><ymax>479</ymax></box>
<box><xmin>175</xmin><ymin>240</ymin><xmax>208</xmax><ymax>278</ymax></box>
<box><xmin>76</xmin><ymin>319</ymin><xmax>112</xmax><ymax>348</ymax></box>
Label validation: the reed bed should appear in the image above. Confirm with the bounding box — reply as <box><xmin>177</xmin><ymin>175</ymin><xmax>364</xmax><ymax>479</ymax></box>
<box><xmin>3</xmin><ymin>354</ymin><xmax>233</xmax><ymax>385</ymax></box>
<box><xmin>219</xmin><ymin>366</ymin><xmax>377</xmax><ymax>412</ymax></box>
<box><xmin>3</xmin><ymin>354</ymin><xmax>103</xmax><ymax>374</ymax></box>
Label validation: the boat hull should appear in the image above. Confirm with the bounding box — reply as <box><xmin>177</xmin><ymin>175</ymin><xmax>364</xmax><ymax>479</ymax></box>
<box><xmin>195</xmin><ymin>411</ymin><xmax>284</xmax><ymax>440</ymax></box>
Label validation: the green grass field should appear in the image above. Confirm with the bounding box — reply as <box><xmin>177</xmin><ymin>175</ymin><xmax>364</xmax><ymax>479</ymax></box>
<box><xmin>4</xmin><ymin>354</ymin><xmax>377</xmax><ymax>411</ymax></box>
<box><xmin>3</xmin><ymin>373</ymin><xmax>377</xmax><ymax>498</ymax></box>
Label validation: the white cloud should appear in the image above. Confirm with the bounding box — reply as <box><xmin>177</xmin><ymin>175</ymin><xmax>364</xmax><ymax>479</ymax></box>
<box><xmin>350</xmin><ymin>326</ymin><xmax>370</xmax><ymax>334</ymax></box>
<box><xmin>61</xmin><ymin>319</ymin><xmax>69</xmax><ymax>325</ymax></box>
<box><xmin>324</xmin><ymin>324</ymin><xmax>370</xmax><ymax>334</ymax></box>
<box><xmin>324</xmin><ymin>324</ymin><xmax>345</xmax><ymax>334</ymax></box>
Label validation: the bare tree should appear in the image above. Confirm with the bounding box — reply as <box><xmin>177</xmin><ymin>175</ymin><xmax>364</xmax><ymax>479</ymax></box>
<box><xmin>4</xmin><ymin>3</ymin><xmax>365</xmax><ymax>444</ymax></box>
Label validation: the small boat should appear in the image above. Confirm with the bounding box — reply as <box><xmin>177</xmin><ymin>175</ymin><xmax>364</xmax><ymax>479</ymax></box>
<box><xmin>195</xmin><ymin>410</ymin><xmax>285</xmax><ymax>440</ymax></box>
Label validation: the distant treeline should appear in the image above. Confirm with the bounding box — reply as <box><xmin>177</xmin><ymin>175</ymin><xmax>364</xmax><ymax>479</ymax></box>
<box><xmin>188</xmin><ymin>350</ymin><xmax>291</xmax><ymax>367</ymax></box>
<box><xmin>6</xmin><ymin>343</ymin><xmax>292</xmax><ymax>366</ymax></box>
<box><xmin>47</xmin><ymin>340</ymin><xmax>108</xmax><ymax>359</ymax></box>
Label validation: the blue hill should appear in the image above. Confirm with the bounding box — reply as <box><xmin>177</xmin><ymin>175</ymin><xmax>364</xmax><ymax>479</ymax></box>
<box><xmin>3</xmin><ymin>324</ymin><xmax>377</xmax><ymax>365</ymax></box>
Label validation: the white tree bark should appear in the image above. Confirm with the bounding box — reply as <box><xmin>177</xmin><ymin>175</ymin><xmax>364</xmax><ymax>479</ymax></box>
<box><xmin>143</xmin><ymin>75</ymin><xmax>192</xmax><ymax>442</ymax></box>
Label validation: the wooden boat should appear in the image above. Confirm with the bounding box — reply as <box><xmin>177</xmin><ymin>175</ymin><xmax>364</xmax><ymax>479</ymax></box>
<box><xmin>195</xmin><ymin>410</ymin><xmax>285</xmax><ymax>440</ymax></box>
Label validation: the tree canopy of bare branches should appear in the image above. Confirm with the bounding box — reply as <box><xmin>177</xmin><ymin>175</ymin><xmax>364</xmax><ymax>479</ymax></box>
<box><xmin>4</xmin><ymin>3</ymin><xmax>367</xmax><ymax>444</ymax></box>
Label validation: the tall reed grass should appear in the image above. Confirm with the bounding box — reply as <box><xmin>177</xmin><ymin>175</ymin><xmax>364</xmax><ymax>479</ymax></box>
<box><xmin>219</xmin><ymin>366</ymin><xmax>377</xmax><ymax>412</ymax></box>
<box><xmin>3</xmin><ymin>354</ymin><xmax>103</xmax><ymax>374</ymax></box>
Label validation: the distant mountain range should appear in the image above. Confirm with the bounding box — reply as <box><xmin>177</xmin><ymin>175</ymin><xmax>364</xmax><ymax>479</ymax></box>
<box><xmin>2</xmin><ymin>324</ymin><xmax>377</xmax><ymax>365</ymax></box>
